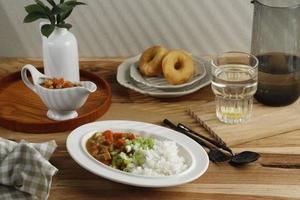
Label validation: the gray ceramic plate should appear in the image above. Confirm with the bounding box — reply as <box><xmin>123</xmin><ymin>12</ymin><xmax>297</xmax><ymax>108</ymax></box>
<box><xmin>117</xmin><ymin>55</ymin><xmax>212</xmax><ymax>98</ymax></box>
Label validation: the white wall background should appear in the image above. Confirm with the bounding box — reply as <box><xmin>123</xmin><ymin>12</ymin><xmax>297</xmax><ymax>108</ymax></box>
<box><xmin>0</xmin><ymin>0</ymin><xmax>254</xmax><ymax>58</ymax></box>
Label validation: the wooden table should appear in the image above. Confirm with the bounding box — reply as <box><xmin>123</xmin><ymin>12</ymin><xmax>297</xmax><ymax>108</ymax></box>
<box><xmin>0</xmin><ymin>58</ymin><xmax>300</xmax><ymax>200</ymax></box>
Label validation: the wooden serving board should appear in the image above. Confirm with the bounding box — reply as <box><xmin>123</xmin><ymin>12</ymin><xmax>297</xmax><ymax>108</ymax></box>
<box><xmin>189</xmin><ymin>100</ymin><xmax>300</xmax><ymax>146</ymax></box>
<box><xmin>0</xmin><ymin>68</ymin><xmax>112</xmax><ymax>133</ymax></box>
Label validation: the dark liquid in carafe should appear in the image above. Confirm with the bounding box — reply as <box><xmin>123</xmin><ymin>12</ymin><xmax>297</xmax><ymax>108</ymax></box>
<box><xmin>255</xmin><ymin>53</ymin><xmax>300</xmax><ymax>106</ymax></box>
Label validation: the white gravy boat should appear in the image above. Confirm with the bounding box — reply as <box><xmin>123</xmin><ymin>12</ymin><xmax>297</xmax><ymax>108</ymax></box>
<box><xmin>21</xmin><ymin>64</ymin><xmax>97</xmax><ymax>121</ymax></box>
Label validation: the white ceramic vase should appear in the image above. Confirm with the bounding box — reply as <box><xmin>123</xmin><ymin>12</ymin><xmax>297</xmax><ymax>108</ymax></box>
<box><xmin>41</xmin><ymin>23</ymin><xmax>80</xmax><ymax>82</ymax></box>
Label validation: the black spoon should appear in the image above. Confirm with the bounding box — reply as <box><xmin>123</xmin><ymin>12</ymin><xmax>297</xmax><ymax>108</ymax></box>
<box><xmin>176</xmin><ymin>123</ymin><xmax>261</xmax><ymax>165</ymax></box>
<box><xmin>163</xmin><ymin>119</ymin><xmax>260</xmax><ymax>166</ymax></box>
<box><xmin>229</xmin><ymin>151</ymin><xmax>260</xmax><ymax>166</ymax></box>
<box><xmin>207</xmin><ymin>148</ymin><xmax>232</xmax><ymax>162</ymax></box>
<box><xmin>175</xmin><ymin>121</ymin><xmax>260</xmax><ymax>165</ymax></box>
<box><xmin>176</xmin><ymin>122</ymin><xmax>261</xmax><ymax>165</ymax></box>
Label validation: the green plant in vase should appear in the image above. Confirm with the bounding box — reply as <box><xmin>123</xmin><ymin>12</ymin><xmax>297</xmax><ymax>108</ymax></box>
<box><xmin>23</xmin><ymin>0</ymin><xmax>86</xmax><ymax>82</ymax></box>
<box><xmin>24</xmin><ymin>0</ymin><xmax>86</xmax><ymax>37</ymax></box>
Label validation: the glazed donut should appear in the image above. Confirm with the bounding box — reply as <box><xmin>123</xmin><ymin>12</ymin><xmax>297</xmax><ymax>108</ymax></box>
<box><xmin>162</xmin><ymin>50</ymin><xmax>195</xmax><ymax>85</ymax></box>
<box><xmin>139</xmin><ymin>45</ymin><xmax>168</xmax><ymax>77</ymax></box>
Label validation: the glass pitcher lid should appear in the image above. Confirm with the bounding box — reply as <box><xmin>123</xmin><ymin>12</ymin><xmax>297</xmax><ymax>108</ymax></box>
<box><xmin>253</xmin><ymin>0</ymin><xmax>300</xmax><ymax>8</ymax></box>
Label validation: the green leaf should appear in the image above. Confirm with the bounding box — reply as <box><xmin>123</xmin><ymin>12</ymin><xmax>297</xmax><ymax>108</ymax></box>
<box><xmin>33</xmin><ymin>0</ymin><xmax>51</xmax><ymax>15</ymax></box>
<box><xmin>56</xmin><ymin>1</ymin><xmax>86</xmax><ymax>21</ymax></box>
<box><xmin>23</xmin><ymin>12</ymin><xmax>47</xmax><ymax>23</ymax></box>
<box><xmin>52</xmin><ymin>6</ymin><xmax>64</xmax><ymax>15</ymax></box>
<box><xmin>60</xmin><ymin>0</ymin><xmax>65</xmax><ymax>3</ymax></box>
<box><xmin>59</xmin><ymin>8</ymin><xmax>73</xmax><ymax>21</ymax></box>
<box><xmin>25</xmin><ymin>4</ymin><xmax>45</xmax><ymax>14</ymax></box>
<box><xmin>43</xmin><ymin>6</ymin><xmax>52</xmax><ymax>16</ymax></box>
<box><xmin>41</xmin><ymin>24</ymin><xmax>55</xmax><ymax>37</ymax></box>
<box><xmin>34</xmin><ymin>0</ymin><xmax>46</xmax><ymax>8</ymax></box>
<box><xmin>57</xmin><ymin>23</ymin><xmax>72</xmax><ymax>29</ymax></box>
<box><xmin>56</xmin><ymin>4</ymin><xmax>72</xmax><ymax>12</ymax></box>
<box><xmin>65</xmin><ymin>1</ymin><xmax>86</xmax><ymax>6</ymax></box>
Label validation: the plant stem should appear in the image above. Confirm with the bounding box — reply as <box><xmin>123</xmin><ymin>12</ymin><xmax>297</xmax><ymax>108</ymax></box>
<box><xmin>46</xmin><ymin>0</ymin><xmax>56</xmax><ymax>7</ymax></box>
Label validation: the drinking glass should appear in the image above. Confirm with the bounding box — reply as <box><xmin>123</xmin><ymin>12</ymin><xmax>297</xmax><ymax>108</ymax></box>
<box><xmin>211</xmin><ymin>52</ymin><xmax>258</xmax><ymax>124</ymax></box>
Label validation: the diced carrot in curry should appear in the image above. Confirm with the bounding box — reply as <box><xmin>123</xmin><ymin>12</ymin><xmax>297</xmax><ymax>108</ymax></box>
<box><xmin>128</xmin><ymin>134</ymin><xmax>135</xmax><ymax>140</ymax></box>
<box><xmin>115</xmin><ymin>138</ymin><xmax>125</xmax><ymax>149</ymax></box>
<box><xmin>63</xmin><ymin>81</ymin><xmax>73</xmax><ymax>88</ymax></box>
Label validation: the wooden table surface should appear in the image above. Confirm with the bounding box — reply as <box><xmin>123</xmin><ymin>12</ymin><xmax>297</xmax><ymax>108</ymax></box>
<box><xmin>0</xmin><ymin>58</ymin><xmax>300</xmax><ymax>200</ymax></box>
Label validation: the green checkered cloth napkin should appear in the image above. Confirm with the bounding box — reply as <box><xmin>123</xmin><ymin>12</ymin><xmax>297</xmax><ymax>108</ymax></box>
<box><xmin>0</xmin><ymin>138</ymin><xmax>58</xmax><ymax>200</ymax></box>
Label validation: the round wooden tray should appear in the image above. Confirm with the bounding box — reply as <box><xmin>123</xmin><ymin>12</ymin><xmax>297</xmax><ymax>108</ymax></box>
<box><xmin>0</xmin><ymin>68</ymin><xmax>112</xmax><ymax>133</ymax></box>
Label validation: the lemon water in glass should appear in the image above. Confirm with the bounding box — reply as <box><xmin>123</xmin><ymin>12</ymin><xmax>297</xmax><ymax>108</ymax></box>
<box><xmin>211</xmin><ymin>52</ymin><xmax>258</xmax><ymax>124</ymax></box>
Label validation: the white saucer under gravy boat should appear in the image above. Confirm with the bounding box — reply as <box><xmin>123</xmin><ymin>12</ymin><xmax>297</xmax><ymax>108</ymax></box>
<box><xmin>21</xmin><ymin>64</ymin><xmax>97</xmax><ymax>121</ymax></box>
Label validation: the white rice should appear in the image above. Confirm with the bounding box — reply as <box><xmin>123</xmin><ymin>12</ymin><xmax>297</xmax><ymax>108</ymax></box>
<box><xmin>131</xmin><ymin>140</ymin><xmax>188</xmax><ymax>176</ymax></box>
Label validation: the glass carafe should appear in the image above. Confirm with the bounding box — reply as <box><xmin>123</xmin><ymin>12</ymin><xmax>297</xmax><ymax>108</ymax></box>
<box><xmin>251</xmin><ymin>0</ymin><xmax>300</xmax><ymax>106</ymax></box>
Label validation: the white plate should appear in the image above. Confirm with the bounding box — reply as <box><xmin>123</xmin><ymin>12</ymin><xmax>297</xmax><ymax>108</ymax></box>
<box><xmin>66</xmin><ymin>120</ymin><xmax>209</xmax><ymax>187</ymax></box>
<box><xmin>117</xmin><ymin>55</ymin><xmax>212</xmax><ymax>98</ymax></box>
<box><xmin>130</xmin><ymin>57</ymin><xmax>206</xmax><ymax>90</ymax></box>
